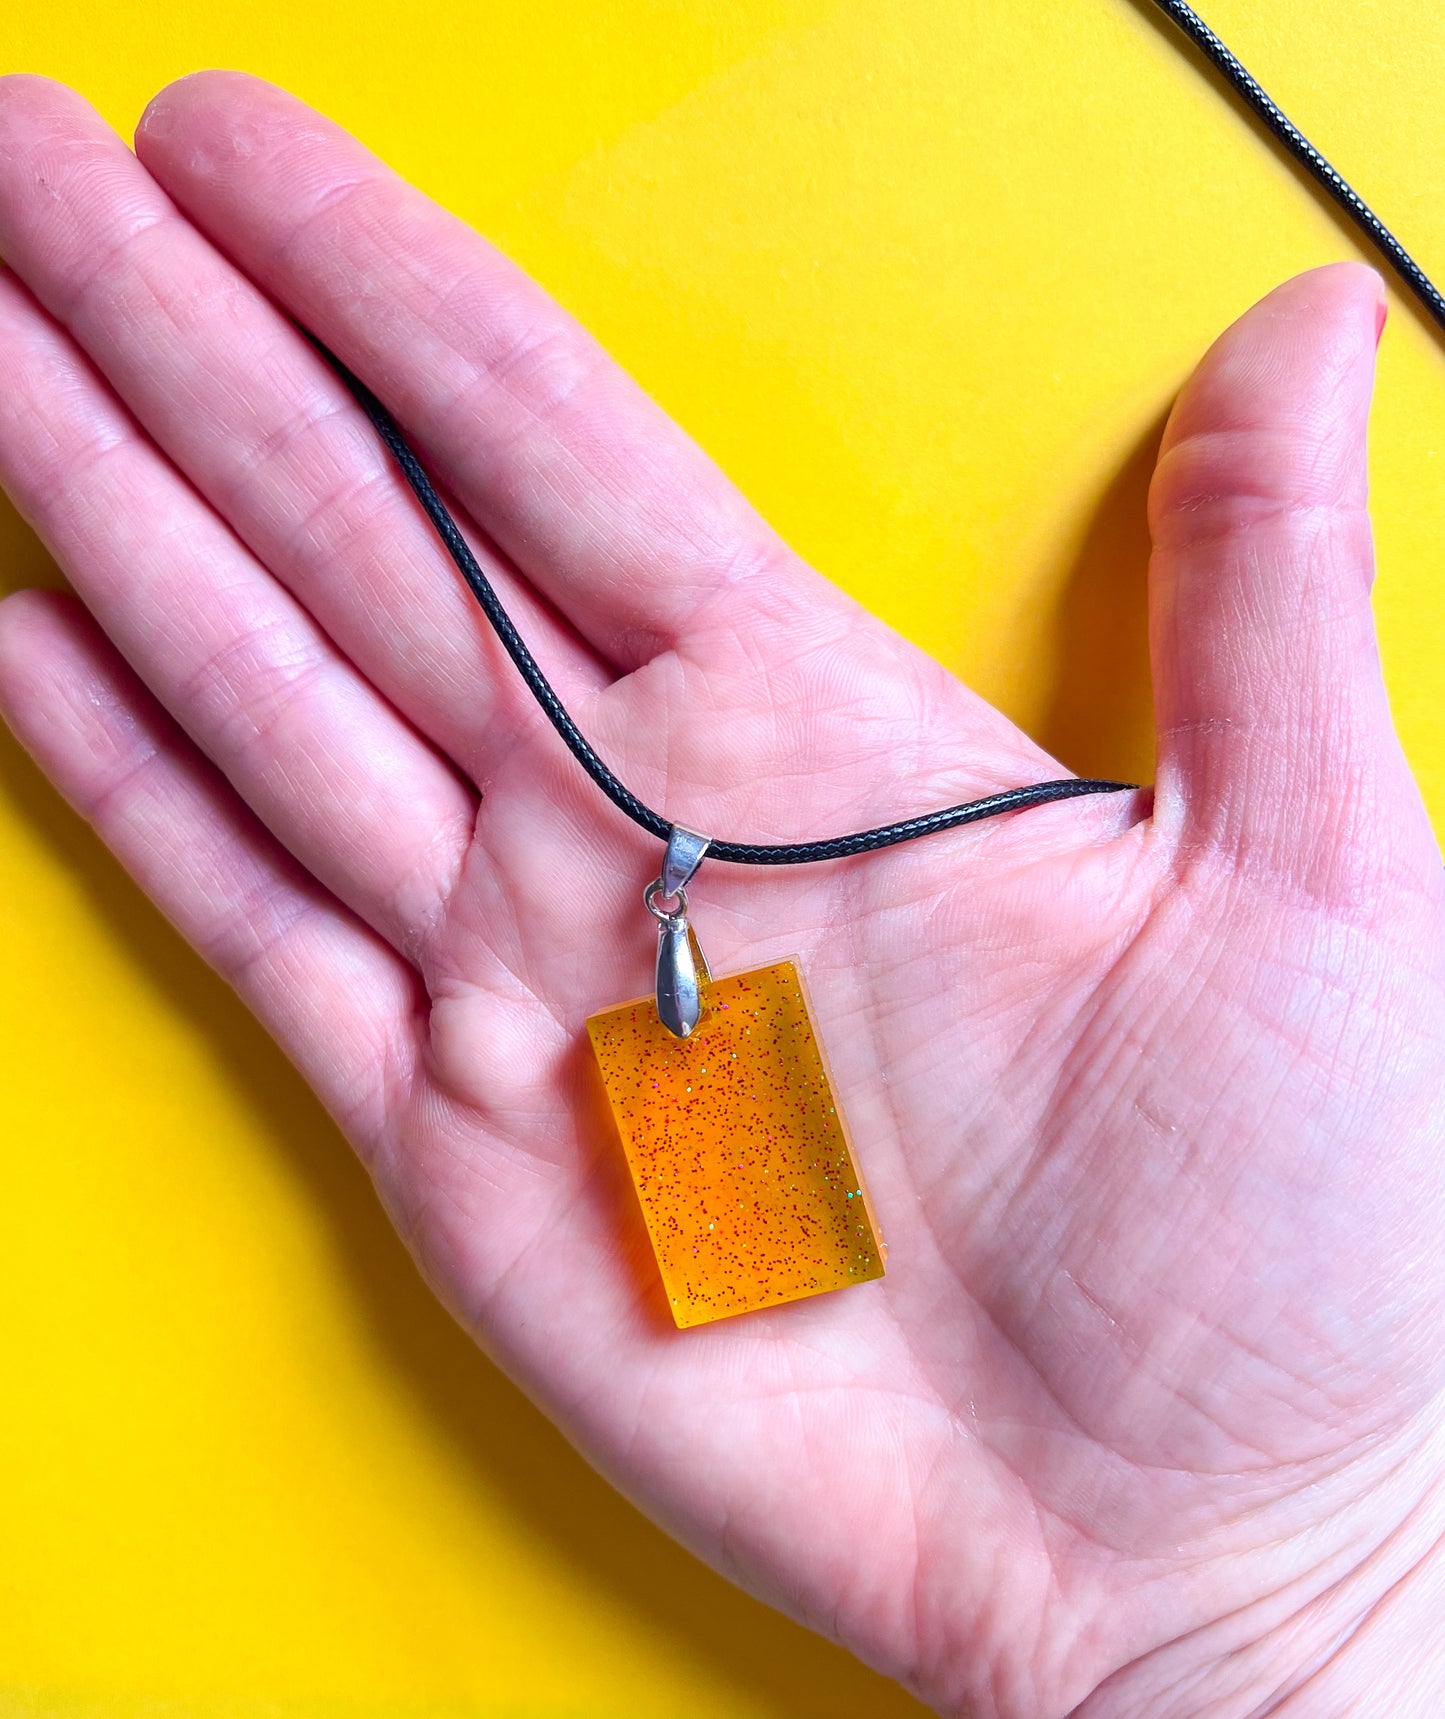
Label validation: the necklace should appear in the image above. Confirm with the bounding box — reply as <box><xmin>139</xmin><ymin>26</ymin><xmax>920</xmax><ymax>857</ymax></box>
<box><xmin>305</xmin><ymin>0</ymin><xmax>1442</xmax><ymax>1328</ymax></box>
<box><xmin>308</xmin><ymin>350</ymin><xmax>1135</xmax><ymax>1328</ymax></box>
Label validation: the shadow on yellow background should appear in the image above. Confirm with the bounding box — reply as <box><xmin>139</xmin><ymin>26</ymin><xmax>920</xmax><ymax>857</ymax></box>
<box><xmin>1038</xmin><ymin>416</ymin><xmax>1161</xmax><ymax>785</ymax></box>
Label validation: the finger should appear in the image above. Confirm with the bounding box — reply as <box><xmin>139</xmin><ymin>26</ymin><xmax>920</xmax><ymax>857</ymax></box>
<box><xmin>134</xmin><ymin>69</ymin><xmax>865</xmax><ymax>671</ymax></box>
<box><xmin>0</xmin><ymin>266</ymin><xmax>475</xmax><ymax>965</ymax></box>
<box><xmin>0</xmin><ymin>588</ymin><xmax>421</xmax><ymax>1152</ymax></box>
<box><xmin>0</xmin><ymin>74</ymin><xmax>606</xmax><ymax>783</ymax></box>
<box><xmin>1147</xmin><ymin>262</ymin><xmax>1430</xmax><ymax>902</ymax></box>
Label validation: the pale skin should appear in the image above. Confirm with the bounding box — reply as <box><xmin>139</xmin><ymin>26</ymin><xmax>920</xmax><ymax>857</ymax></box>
<box><xmin>1</xmin><ymin>70</ymin><xmax>1443</xmax><ymax>1719</ymax></box>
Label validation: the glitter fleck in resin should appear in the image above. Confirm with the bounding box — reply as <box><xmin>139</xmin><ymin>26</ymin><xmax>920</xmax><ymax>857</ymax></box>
<box><xmin>586</xmin><ymin>959</ymin><xmax>886</xmax><ymax>1328</ymax></box>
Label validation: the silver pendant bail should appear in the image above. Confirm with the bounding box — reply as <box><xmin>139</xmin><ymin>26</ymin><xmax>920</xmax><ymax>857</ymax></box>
<box><xmin>644</xmin><ymin>825</ymin><xmax>712</xmax><ymax>1039</ymax></box>
<box><xmin>660</xmin><ymin>824</ymin><xmax>710</xmax><ymax>900</ymax></box>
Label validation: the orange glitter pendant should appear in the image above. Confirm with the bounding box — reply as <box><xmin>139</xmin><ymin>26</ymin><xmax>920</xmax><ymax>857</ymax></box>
<box><xmin>587</xmin><ymin>958</ymin><xmax>886</xmax><ymax>1328</ymax></box>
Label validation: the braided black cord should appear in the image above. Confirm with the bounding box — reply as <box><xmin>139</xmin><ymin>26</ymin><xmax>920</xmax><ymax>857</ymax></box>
<box><xmin>1144</xmin><ymin>0</ymin><xmax>1445</xmax><ymax>336</ymax></box>
<box><xmin>309</xmin><ymin>338</ymin><xmax>1137</xmax><ymax>865</ymax></box>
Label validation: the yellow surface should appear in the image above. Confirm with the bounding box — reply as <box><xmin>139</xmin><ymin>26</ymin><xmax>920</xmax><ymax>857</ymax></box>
<box><xmin>2</xmin><ymin>1</ymin><xmax>1445</xmax><ymax>1714</ymax></box>
<box><xmin>588</xmin><ymin>960</ymin><xmax>886</xmax><ymax>1327</ymax></box>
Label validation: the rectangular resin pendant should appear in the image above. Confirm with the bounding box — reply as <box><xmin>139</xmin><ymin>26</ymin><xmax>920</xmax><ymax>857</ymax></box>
<box><xmin>587</xmin><ymin>959</ymin><xmax>886</xmax><ymax>1328</ymax></box>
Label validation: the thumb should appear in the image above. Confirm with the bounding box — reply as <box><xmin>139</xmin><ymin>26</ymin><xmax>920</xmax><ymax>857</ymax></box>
<box><xmin>1148</xmin><ymin>262</ymin><xmax>1428</xmax><ymax>906</ymax></box>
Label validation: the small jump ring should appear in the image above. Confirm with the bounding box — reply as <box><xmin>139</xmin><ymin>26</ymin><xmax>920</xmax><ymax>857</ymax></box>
<box><xmin>643</xmin><ymin>877</ymin><xmax>688</xmax><ymax>928</ymax></box>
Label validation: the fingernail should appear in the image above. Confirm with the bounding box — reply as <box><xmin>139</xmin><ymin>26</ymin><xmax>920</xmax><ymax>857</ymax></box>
<box><xmin>1375</xmin><ymin>294</ymin><xmax>1388</xmax><ymax>347</ymax></box>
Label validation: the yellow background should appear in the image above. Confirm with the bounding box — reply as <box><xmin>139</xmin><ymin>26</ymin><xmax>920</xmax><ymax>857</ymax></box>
<box><xmin>3</xmin><ymin>2</ymin><xmax>1444</xmax><ymax>1715</ymax></box>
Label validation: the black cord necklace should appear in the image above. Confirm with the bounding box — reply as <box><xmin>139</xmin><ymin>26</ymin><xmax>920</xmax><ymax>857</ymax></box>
<box><xmin>304</xmin><ymin>1</ymin><xmax>1440</xmax><ymax>1327</ymax></box>
<box><xmin>1147</xmin><ymin>0</ymin><xmax>1445</xmax><ymax>339</ymax></box>
<box><xmin>308</xmin><ymin>343</ymin><xmax>1138</xmax><ymax>867</ymax></box>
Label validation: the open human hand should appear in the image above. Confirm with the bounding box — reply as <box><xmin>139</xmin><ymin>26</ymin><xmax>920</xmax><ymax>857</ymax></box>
<box><xmin>2</xmin><ymin>70</ymin><xmax>1444</xmax><ymax>1719</ymax></box>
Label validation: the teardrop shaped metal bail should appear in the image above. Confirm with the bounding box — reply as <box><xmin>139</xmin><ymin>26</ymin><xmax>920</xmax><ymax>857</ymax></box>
<box><xmin>655</xmin><ymin>909</ymin><xmax>701</xmax><ymax>1040</ymax></box>
<box><xmin>647</xmin><ymin>825</ymin><xmax>711</xmax><ymax>1039</ymax></box>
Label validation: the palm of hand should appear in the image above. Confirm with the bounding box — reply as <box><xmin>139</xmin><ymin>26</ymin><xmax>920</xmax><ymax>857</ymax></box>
<box><xmin>1</xmin><ymin>71</ymin><xmax>1443</xmax><ymax>1719</ymax></box>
